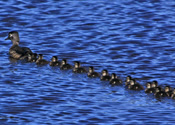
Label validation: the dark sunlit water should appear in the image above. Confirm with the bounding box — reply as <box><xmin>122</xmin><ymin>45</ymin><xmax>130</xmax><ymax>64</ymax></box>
<box><xmin>1</xmin><ymin>0</ymin><xmax>175</xmax><ymax>124</ymax></box>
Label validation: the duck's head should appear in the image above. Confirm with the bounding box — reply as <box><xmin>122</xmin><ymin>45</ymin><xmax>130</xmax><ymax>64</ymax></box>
<box><xmin>151</xmin><ymin>81</ymin><xmax>158</xmax><ymax>88</ymax></box>
<box><xmin>101</xmin><ymin>69</ymin><xmax>108</xmax><ymax>76</ymax></box>
<box><xmin>88</xmin><ymin>66</ymin><xmax>94</xmax><ymax>73</ymax></box>
<box><xmin>111</xmin><ymin>73</ymin><xmax>117</xmax><ymax>79</ymax></box>
<box><xmin>5</xmin><ymin>31</ymin><xmax>20</xmax><ymax>44</ymax></box>
<box><xmin>126</xmin><ymin>75</ymin><xmax>132</xmax><ymax>82</ymax></box>
<box><xmin>164</xmin><ymin>86</ymin><xmax>171</xmax><ymax>93</ymax></box>
<box><xmin>38</xmin><ymin>54</ymin><xmax>43</xmax><ymax>60</ymax></box>
<box><xmin>74</xmin><ymin>61</ymin><xmax>80</xmax><ymax>68</ymax></box>
<box><xmin>130</xmin><ymin>79</ymin><xmax>136</xmax><ymax>85</ymax></box>
<box><xmin>155</xmin><ymin>87</ymin><xmax>161</xmax><ymax>93</ymax></box>
<box><xmin>146</xmin><ymin>82</ymin><xmax>151</xmax><ymax>89</ymax></box>
<box><xmin>51</xmin><ymin>56</ymin><xmax>58</xmax><ymax>62</ymax></box>
<box><xmin>61</xmin><ymin>59</ymin><xmax>67</xmax><ymax>65</ymax></box>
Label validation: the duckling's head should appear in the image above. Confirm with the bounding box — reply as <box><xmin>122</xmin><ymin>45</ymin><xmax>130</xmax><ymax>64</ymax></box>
<box><xmin>51</xmin><ymin>56</ymin><xmax>58</xmax><ymax>62</ymax></box>
<box><xmin>126</xmin><ymin>75</ymin><xmax>132</xmax><ymax>82</ymax></box>
<box><xmin>146</xmin><ymin>82</ymin><xmax>151</xmax><ymax>89</ymax></box>
<box><xmin>61</xmin><ymin>59</ymin><xmax>67</xmax><ymax>65</ymax></box>
<box><xmin>111</xmin><ymin>73</ymin><xmax>117</xmax><ymax>79</ymax></box>
<box><xmin>74</xmin><ymin>61</ymin><xmax>80</xmax><ymax>68</ymax></box>
<box><xmin>101</xmin><ymin>69</ymin><xmax>108</xmax><ymax>76</ymax></box>
<box><xmin>130</xmin><ymin>79</ymin><xmax>136</xmax><ymax>85</ymax></box>
<box><xmin>155</xmin><ymin>87</ymin><xmax>161</xmax><ymax>93</ymax></box>
<box><xmin>38</xmin><ymin>54</ymin><xmax>43</xmax><ymax>59</ymax></box>
<box><xmin>151</xmin><ymin>81</ymin><xmax>158</xmax><ymax>88</ymax></box>
<box><xmin>164</xmin><ymin>86</ymin><xmax>171</xmax><ymax>93</ymax></box>
<box><xmin>5</xmin><ymin>31</ymin><xmax>20</xmax><ymax>44</ymax></box>
<box><xmin>88</xmin><ymin>66</ymin><xmax>94</xmax><ymax>73</ymax></box>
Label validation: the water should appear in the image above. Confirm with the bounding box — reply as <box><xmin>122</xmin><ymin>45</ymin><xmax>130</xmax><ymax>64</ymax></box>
<box><xmin>1</xmin><ymin>0</ymin><xmax>175</xmax><ymax>124</ymax></box>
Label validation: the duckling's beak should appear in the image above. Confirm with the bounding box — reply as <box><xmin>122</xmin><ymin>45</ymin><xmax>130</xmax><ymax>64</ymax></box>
<box><xmin>5</xmin><ymin>36</ymin><xmax>10</xmax><ymax>40</ymax></box>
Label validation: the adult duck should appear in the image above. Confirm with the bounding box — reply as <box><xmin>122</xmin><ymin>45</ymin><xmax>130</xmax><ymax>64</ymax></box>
<box><xmin>5</xmin><ymin>31</ymin><xmax>32</xmax><ymax>59</ymax></box>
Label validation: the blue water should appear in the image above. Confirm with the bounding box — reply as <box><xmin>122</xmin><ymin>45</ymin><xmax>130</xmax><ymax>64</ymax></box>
<box><xmin>1</xmin><ymin>0</ymin><xmax>175</xmax><ymax>124</ymax></box>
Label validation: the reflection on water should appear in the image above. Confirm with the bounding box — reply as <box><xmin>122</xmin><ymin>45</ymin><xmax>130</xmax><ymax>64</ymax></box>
<box><xmin>1</xmin><ymin>0</ymin><xmax>175</xmax><ymax>124</ymax></box>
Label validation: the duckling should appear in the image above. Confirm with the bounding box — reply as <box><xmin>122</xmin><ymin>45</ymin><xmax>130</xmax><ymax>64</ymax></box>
<box><xmin>145</xmin><ymin>82</ymin><xmax>154</xmax><ymax>93</ymax></box>
<box><xmin>171</xmin><ymin>88</ymin><xmax>175</xmax><ymax>99</ymax></box>
<box><xmin>150</xmin><ymin>80</ymin><xmax>158</xmax><ymax>93</ymax></box>
<box><xmin>154</xmin><ymin>87</ymin><xmax>168</xmax><ymax>98</ymax></box>
<box><xmin>109</xmin><ymin>73</ymin><xmax>122</xmax><ymax>85</ymax></box>
<box><xmin>5</xmin><ymin>31</ymin><xmax>33</xmax><ymax>59</ymax></box>
<box><xmin>73</xmin><ymin>61</ymin><xmax>87</xmax><ymax>73</ymax></box>
<box><xmin>36</xmin><ymin>54</ymin><xmax>49</xmax><ymax>65</ymax></box>
<box><xmin>28</xmin><ymin>53</ymin><xmax>37</xmax><ymax>62</ymax></box>
<box><xmin>164</xmin><ymin>86</ymin><xmax>172</xmax><ymax>97</ymax></box>
<box><xmin>100</xmin><ymin>69</ymin><xmax>111</xmax><ymax>81</ymax></box>
<box><xmin>87</xmin><ymin>66</ymin><xmax>100</xmax><ymax>78</ymax></box>
<box><xmin>128</xmin><ymin>79</ymin><xmax>144</xmax><ymax>90</ymax></box>
<box><xmin>49</xmin><ymin>56</ymin><xmax>61</xmax><ymax>66</ymax></box>
<box><xmin>125</xmin><ymin>75</ymin><xmax>132</xmax><ymax>86</ymax></box>
<box><xmin>32</xmin><ymin>53</ymin><xmax>38</xmax><ymax>62</ymax></box>
<box><xmin>60</xmin><ymin>59</ymin><xmax>72</xmax><ymax>70</ymax></box>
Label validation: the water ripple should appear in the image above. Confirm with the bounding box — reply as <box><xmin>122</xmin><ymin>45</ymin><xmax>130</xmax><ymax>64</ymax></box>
<box><xmin>1</xmin><ymin>0</ymin><xmax>175</xmax><ymax>124</ymax></box>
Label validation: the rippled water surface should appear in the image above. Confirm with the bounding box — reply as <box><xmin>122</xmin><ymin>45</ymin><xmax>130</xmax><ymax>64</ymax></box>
<box><xmin>1</xmin><ymin>0</ymin><xmax>175</xmax><ymax>124</ymax></box>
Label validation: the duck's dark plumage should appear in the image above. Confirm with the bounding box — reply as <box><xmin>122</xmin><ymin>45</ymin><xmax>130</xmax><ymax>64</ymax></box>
<box><xmin>60</xmin><ymin>59</ymin><xmax>72</xmax><ymax>70</ymax></box>
<box><xmin>110</xmin><ymin>73</ymin><xmax>122</xmax><ymax>85</ymax></box>
<box><xmin>125</xmin><ymin>75</ymin><xmax>132</xmax><ymax>86</ymax></box>
<box><xmin>128</xmin><ymin>79</ymin><xmax>144</xmax><ymax>91</ymax></box>
<box><xmin>164</xmin><ymin>86</ymin><xmax>173</xmax><ymax>97</ymax></box>
<box><xmin>100</xmin><ymin>69</ymin><xmax>111</xmax><ymax>81</ymax></box>
<box><xmin>73</xmin><ymin>61</ymin><xmax>87</xmax><ymax>73</ymax></box>
<box><xmin>36</xmin><ymin>54</ymin><xmax>49</xmax><ymax>65</ymax></box>
<box><xmin>49</xmin><ymin>56</ymin><xmax>61</xmax><ymax>66</ymax></box>
<box><xmin>28</xmin><ymin>53</ymin><xmax>37</xmax><ymax>62</ymax></box>
<box><xmin>87</xmin><ymin>66</ymin><xmax>100</xmax><ymax>78</ymax></box>
<box><xmin>145</xmin><ymin>82</ymin><xmax>154</xmax><ymax>93</ymax></box>
<box><xmin>154</xmin><ymin>87</ymin><xmax>168</xmax><ymax>98</ymax></box>
<box><xmin>150</xmin><ymin>81</ymin><xmax>158</xmax><ymax>93</ymax></box>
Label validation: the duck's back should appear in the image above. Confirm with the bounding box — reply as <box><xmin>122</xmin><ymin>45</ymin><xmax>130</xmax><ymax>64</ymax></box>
<box><xmin>155</xmin><ymin>91</ymin><xmax>167</xmax><ymax>98</ymax></box>
<box><xmin>9</xmin><ymin>45</ymin><xmax>32</xmax><ymax>59</ymax></box>
<box><xmin>73</xmin><ymin>67</ymin><xmax>87</xmax><ymax>73</ymax></box>
<box><xmin>88</xmin><ymin>72</ymin><xmax>100</xmax><ymax>78</ymax></box>
<box><xmin>110</xmin><ymin>79</ymin><xmax>122</xmax><ymax>85</ymax></box>
<box><xmin>60</xmin><ymin>64</ymin><xmax>72</xmax><ymax>70</ymax></box>
<box><xmin>101</xmin><ymin>75</ymin><xmax>111</xmax><ymax>81</ymax></box>
<box><xmin>36</xmin><ymin>59</ymin><xmax>49</xmax><ymax>65</ymax></box>
<box><xmin>145</xmin><ymin>88</ymin><xmax>156</xmax><ymax>93</ymax></box>
<box><xmin>128</xmin><ymin>84</ymin><xmax>144</xmax><ymax>91</ymax></box>
<box><xmin>21</xmin><ymin>47</ymin><xmax>32</xmax><ymax>54</ymax></box>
